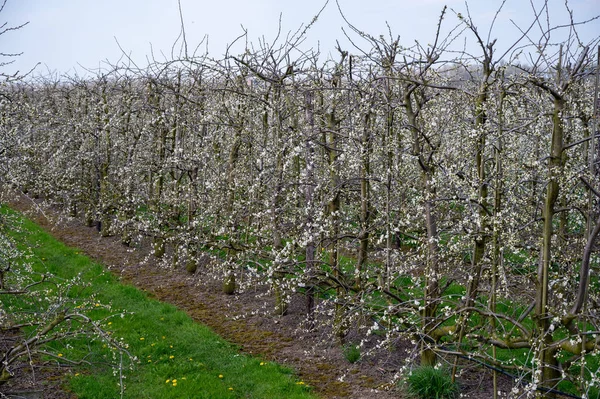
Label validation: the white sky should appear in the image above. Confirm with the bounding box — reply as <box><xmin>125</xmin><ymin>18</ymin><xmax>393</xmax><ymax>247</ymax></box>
<box><xmin>2</xmin><ymin>0</ymin><xmax>599</xmax><ymax>77</ymax></box>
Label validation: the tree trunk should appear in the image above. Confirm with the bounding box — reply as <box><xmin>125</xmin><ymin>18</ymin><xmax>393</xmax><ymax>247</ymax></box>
<box><xmin>536</xmin><ymin>95</ymin><xmax>565</xmax><ymax>398</ymax></box>
<box><xmin>222</xmin><ymin>132</ymin><xmax>241</xmax><ymax>295</ymax></box>
<box><xmin>405</xmin><ymin>90</ymin><xmax>440</xmax><ymax>367</ymax></box>
<box><xmin>304</xmin><ymin>91</ymin><xmax>317</xmax><ymax>327</ymax></box>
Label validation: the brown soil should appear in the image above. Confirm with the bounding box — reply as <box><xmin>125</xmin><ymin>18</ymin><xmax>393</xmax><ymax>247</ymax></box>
<box><xmin>3</xmin><ymin>192</ymin><xmax>516</xmax><ymax>398</ymax></box>
<box><xmin>0</xmin><ymin>329</ymin><xmax>76</xmax><ymax>399</ymax></box>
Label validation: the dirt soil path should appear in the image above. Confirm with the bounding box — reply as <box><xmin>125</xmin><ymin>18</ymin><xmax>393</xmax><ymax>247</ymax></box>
<box><xmin>7</xmin><ymin>195</ymin><xmax>405</xmax><ymax>399</ymax></box>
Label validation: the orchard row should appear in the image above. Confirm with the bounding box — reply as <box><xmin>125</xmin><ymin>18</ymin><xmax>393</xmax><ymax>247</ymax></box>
<box><xmin>2</xmin><ymin>10</ymin><xmax>599</xmax><ymax>397</ymax></box>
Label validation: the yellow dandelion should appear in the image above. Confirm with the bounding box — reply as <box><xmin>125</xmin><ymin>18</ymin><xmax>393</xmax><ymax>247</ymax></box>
<box><xmin>189</xmin><ymin>358</ymin><xmax>193</xmax><ymax>361</ymax></box>
<box><xmin>172</xmin><ymin>379</ymin><xmax>177</xmax><ymax>383</ymax></box>
<box><xmin>162</xmin><ymin>336</ymin><xmax>166</xmax><ymax>339</ymax></box>
<box><xmin>75</xmin><ymin>373</ymin><xmax>80</xmax><ymax>376</ymax></box>
<box><xmin>228</xmin><ymin>387</ymin><xmax>234</xmax><ymax>391</ymax></box>
<box><xmin>165</xmin><ymin>379</ymin><xmax>170</xmax><ymax>384</ymax></box>
<box><xmin>148</xmin><ymin>360</ymin><xmax>152</xmax><ymax>363</ymax></box>
<box><xmin>95</xmin><ymin>303</ymin><xmax>100</xmax><ymax>307</ymax></box>
<box><xmin>140</xmin><ymin>337</ymin><xmax>145</xmax><ymax>341</ymax></box>
<box><xmin>172</xmin><ymin>382</ymin><xmax>177</xmax><ymax>387</ymax></box>
<box><xmin>219</xmin><ymin>374</ymin><xmax>223</xmax><ymax>379</ymax></box>
<box><xmin>181</xmin><ymin>377</ymin><xmax>187</xmax><ymax>380</ymax></box>
<box><xmin>260</xmin><ymin>362</ymin><xmax>265</xmax><ymax>366</ymax></box>
<box><xmin>169</xmin><ymin>355</ymin><xmax>174</xmax><ymax>359</ymax></box>
<box><xmin>169</xmin><ymin>345</ymin><xmax>173</xmax><ymax>348</ymax></box>
<box><xmin>151</xmin><ymin>343</ymin><xmax>156</xmax><ymax>346</ymax></box>
<box><xmin>58</xmin><ymin>353</ymin><xmax>63</xmax><ymax>357</ymax></box>
<box><xmin>296</xmin><ymin>381</ymin><xmax>305</xmax><ymax>385</ymax></box>
<box><xmin>108</xmin><ymin>322</ymin><xmax>112</xmax><ymax>325</ymax></box>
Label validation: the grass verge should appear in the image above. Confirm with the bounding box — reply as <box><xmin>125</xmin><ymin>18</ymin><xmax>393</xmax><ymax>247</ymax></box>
<box><xmin>1</xmin><ymin>206</ymin><xmax>316</xmax><ymax>399</ymax></box>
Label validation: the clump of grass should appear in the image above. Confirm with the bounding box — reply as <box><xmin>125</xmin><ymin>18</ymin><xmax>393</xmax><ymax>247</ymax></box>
<box><xmin>404</xmin><ymin>366</ymin><xmax>459</xmax><ymax>399</ymax></box>
<box><xmin>587</xmin><ymin>386</ymin><xmax>600</xmax><ymax>399</ymax></box>
<box><xmin>342</xmin><ymin>344</ymin><xmax>361</xmax><ymax>364</ymax></box>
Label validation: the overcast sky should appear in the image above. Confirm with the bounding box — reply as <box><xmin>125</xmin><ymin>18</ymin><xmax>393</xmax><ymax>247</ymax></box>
<box><xmin>2</xmin><ymin>0</ymin><xmax>599</xmax><ymax>78</ymax></box>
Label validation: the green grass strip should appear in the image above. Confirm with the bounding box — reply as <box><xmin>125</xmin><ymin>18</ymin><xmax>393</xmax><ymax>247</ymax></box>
<box><xmin>2</xmin><ymin>206</ymin><xmax>316</xmax><ymax>399</ymax></box>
